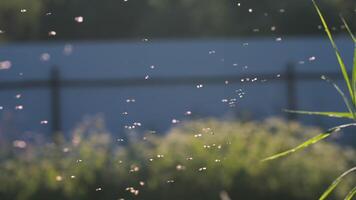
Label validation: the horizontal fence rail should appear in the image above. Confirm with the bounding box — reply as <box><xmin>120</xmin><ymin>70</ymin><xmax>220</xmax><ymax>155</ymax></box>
<box><xmin>0</xmin><ymin>70</ymin><xmax>347</xmax><ymax>89</ymax></box>
<box><xmin>0</xmin><ymin>64</ymin><xmax>349</xmax><ymax>139</ymax></box>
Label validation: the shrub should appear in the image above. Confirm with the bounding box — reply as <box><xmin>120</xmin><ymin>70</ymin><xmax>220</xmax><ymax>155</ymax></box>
<box><xmin>0</xmin><ymin>117</ymin><xmax>354</xmax><ymax>200</ymax></box>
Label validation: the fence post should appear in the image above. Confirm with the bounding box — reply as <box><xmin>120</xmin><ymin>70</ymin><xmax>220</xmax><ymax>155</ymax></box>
<box><xmin>286</xmin><ymin>63</ymin><xmax>297</xmax><ymax>120</ymax></box>
<box><xmin>50</xmin><ymin>67</ymin><xmax>62</xmax><ymax>143</ymax></box>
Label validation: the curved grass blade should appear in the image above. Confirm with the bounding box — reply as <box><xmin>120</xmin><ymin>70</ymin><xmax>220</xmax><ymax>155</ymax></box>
<box><xmin>262</xmin><ymin>133</ymin><xmax>331</xmax><ymax>162</ymax></box>
<box><xmin>341</xmin><ymin>16</ymin><xmax>356</xmax><ymax>107</ymax></box>
<box><xmin>261</xmin><ymin>123</ymin><xmax>356</xmax><ymax>162</ymax></box>
<box><xmin>319</xmin><ymin>167</ymin><xmax>356</xmax><ymax>200</ymax></box>
<box><xmin>343</xmin><ymin>15</ymin><xmax>356</xmax><ymax>105</ymax></box>
<box><xmin>321</xmin><ymin>76</ymin><xmax>356</xmax><ymax>118</ymax></box>
<box><xmin>344</xmin><ymin>186</ymin><xmax>356</xmax><ymax>200</ymax></box>
<box><xmin>340</xmin><ymin>16</ymin><xmax>355</xmax><ymax>42</ymax></box>
<box><xmin>328</xmin><ymin>79</ymin><xmax>355</xmax><ymax>117</ymax></box>
<box><xmin>284</xmin><ymin>110</ymin><xmax>353</xmax><ymax>119</ymax></box>
<box><xmin>312</xmin><ymin>0</ymin><xmax>354</xmax><ymax>103</ymax></box>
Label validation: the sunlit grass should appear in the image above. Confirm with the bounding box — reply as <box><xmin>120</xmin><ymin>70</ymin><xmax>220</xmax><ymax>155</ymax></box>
<box><xmin>262</xmin><ymin>0</ymin><xmax>356</xmax><ymax>199</ymax></box>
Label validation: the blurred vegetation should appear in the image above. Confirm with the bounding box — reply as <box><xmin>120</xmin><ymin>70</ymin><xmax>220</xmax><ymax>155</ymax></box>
<box><xmin>0</xmin><ymin>0</ymin><xmax>355</xmax><ymax>41</ymax></box>
<box><xmin>0</xmin><ymin>117</ymin><xmax>355</xmax><ymax>200</ymax></box>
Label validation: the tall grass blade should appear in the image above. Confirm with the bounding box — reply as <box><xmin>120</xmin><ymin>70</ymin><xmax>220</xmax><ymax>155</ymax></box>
<box><xmin>344</xmin><ymin>186</ymin><xmax>356</xmax><ymax>200</ymax></box>
<box><xmin>284</xmin><ymin>110</ymin><xmax>353</xmax><ymax>119</ymax></box>
<box><xmin>319</xmin><ymin>167</ymin><xmax>356</xmax><ymax>200</ymax></box>
<box><xmin>312</xmin><ymin>0</ymin><xmax>354</xmax><ymax>103</ymax></box>
<box><xmin>341</xmin><ymin>16</ymin><xmax>356</xmax><ymax>106</ymax></box>
<box><xmin>321</xmin><ymin>76</ymin><xmax>355</xmax><ymax>118</ymax></box>
<box><xmin>262</xmin><ymin>123</ymin><xmax>356</xmax><ymax>162</ymax></box>
<box><xmin>340</xmin><ymin>16</ymin><xmax>355</xmax><ymax>42</ymax></box>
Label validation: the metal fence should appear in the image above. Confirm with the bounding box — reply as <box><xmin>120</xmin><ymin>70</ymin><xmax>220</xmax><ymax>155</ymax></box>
<box><xmin>0</xmin><ymin>63</ymin><xmax>346</xmax><ymax>138</ymax></box>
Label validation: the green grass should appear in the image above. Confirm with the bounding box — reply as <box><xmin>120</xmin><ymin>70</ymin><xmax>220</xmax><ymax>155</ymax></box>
<box><xmin>262</xmin><ymin>1</ymin><xmax>356</xmax><ymax>199</ymax></box>
<box><xmin>319</xmin><ymin>167</ymin><xmax>356</xmax><ymax>200</ymax></box>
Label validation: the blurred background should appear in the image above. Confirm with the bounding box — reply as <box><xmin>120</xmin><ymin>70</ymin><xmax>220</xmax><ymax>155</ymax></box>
<box><xmin>0</xmin><ymin>0</ymin><xmax>355</xmax><ymax>41</ymax></box>
<box><xmin>0</xmin><ymin>0</ymin><xmax>356</xmax><ymax>200</ymax></box>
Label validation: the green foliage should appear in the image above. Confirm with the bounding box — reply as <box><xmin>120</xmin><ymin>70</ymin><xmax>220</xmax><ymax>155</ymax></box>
<box><xmin>319</xmin><ymin>167</ymin><xmax>356</xmax><ymax>200</ymax></box>
<box><xmin>344</xmin><ymin>186</ymin><xmax>356</xmax><ymax>200</ymax></box>
<box><xmin>266</xmin><ymin>2</ymin><xmax>356</xmax><ymax>160</ymax></box>
<box><xmin>0</xmin><ymin>117</ymin><xmax>355</xmax><ymax>200</ymax></box>
<box><xmin>263</xmin><ymin>1</ymin><xmax>356</xmax><ymax>199</ymax></box>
